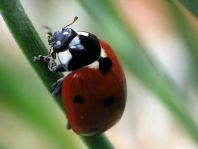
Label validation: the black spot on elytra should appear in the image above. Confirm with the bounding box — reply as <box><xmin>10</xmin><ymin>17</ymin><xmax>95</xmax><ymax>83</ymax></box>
<box><xmin>73</xmin><ymin>96</ymin><xmax>84</xmax><ymax>104</ymax></box>
<box><xmin>98</xmin><ymin>57</ymin><xmax>112</xmax><ymax>74</ymax></box>
<box><xmin>102</xmin><ymin>96</ymin><xmax>115</xmax><ymax>107</ymax></box>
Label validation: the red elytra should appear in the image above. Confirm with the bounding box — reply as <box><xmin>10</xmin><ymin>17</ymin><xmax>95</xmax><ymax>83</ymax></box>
<box><xmin>61</xmin><ymin>40</ymin><xmax>126</xmax><ymax>136</ymax></box>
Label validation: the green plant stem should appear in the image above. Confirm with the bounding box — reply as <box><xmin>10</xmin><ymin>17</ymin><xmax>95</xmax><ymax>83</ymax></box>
<box><xmin>0</xmin><ymin>0</ymin><xmax>113</xmax><ymax>148</ymax></box>
<box><xmin>81</xmin><ymin>135</ymin><xmax>114</xmax><ymax>149</ymax></box>
<box><xmin>179</xmin><ymin>0</ymin><xmax>198</xmax><ymax>16</ymax></box>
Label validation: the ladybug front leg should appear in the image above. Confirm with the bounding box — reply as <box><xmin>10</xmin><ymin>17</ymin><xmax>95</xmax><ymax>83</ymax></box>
<box><xmin>48</xmin><ymin>63</ymin><xmax>66</xmax><ymax>72</ymax></box>
<box><xmin>34</xmin><ymin>54</ymin><xmax>66</xmax><ymax>72</ymax></box>
<box><xmin>33</xmin><ymin>55</ymin><xmax>50</xmax><ymax>62</ymax></box>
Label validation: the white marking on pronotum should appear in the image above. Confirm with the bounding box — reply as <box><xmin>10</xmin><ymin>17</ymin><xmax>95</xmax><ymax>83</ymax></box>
<box><xmin>58</xmin><ymin>50</ymin><xmax>72</xmax><ymax>66</ymax></box>
<box><xmin>88</xmin><ymin>48</ymin><xmax>107</xmax><ymax>70</ymax></box>
<box><xmin>56</xmin><ymin>41</ymin><xmax>61</xmax><ymax>45</ymax></box>
<box><xmin>78</xmin><ymin>31</ymin><xmax>89</xmax><ymax>36</ymax></box>
<box><xmin>63</xmin><ymin>32</ymin><xmax>69</xmax><ymax>35</ymax></box>
<box><xmin>87</xmin><ymin>61</ymin><xmax>99</xmax><ymax>69</ymax></box>
<box><xmin>101</xmin><ymin>48</ymin><xmax>107</xmax><ymax>58</ymax></box>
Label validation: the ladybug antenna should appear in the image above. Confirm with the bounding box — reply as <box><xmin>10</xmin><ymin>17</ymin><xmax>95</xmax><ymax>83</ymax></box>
<box><xmin>64</xmin><ymin>16</ymin><xmax>78</xmax><ymax>29</ymax></box>
<box><xmin>42</xmin><ymin>25</ymin><xmax>54</xmax><ymax>45</ymax></box>
<box><xmin>42</xmin><ymin>25</ymin><xmax>53</xmax><ymax>37</ymax></box>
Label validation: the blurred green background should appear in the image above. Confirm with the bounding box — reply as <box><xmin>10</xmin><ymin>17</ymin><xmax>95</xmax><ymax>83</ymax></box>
<box><xmin>0</xmin><ymin>0</ymin><xmax>198</xmax><ymax>149</ymax></box>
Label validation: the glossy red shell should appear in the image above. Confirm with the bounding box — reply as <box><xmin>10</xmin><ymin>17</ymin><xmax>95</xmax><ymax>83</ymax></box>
<box><xmin>61</xmin><ymin>40</ymin><xmax>126</xmax><ymax>136</ymax></box>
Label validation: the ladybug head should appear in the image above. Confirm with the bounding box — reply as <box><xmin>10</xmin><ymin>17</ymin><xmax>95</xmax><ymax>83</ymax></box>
<box><xmin>44</xmin><ymin>17</ymin><xmax>78</xmax><ymax>53</ymax></box>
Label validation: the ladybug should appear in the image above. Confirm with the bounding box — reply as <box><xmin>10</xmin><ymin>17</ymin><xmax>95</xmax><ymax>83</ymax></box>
<box><xmin>34</xmin><ymin>17</ymin><xmax>126</xmax><ymax>136</ymax></box>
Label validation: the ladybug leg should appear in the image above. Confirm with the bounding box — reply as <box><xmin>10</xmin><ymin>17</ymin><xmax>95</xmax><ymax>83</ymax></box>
<box><xmin>33</xmin><ymin>55</ymin><xmax>50</xmax><ymax>62</ymax></box>
<box><xmin>47</xmin><ymin>58</ymin><xmax>66</xmax><ymax>72</ymax></box>
<box><xmin>49</xmin><ymin>64</ymin><xmax>66</xmax><ymax>72</ymax></box>
<box><xmin>67</xmin><ymin>122</ymin><xmax>71</xmax><ymax>129</ymax></box>
<box><xmin>51</xmin><ymin>77</ymin><xmax>64</xmax><ymax>95</ymax></box>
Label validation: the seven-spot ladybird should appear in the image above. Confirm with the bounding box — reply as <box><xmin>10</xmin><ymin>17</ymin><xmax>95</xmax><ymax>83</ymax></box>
<box><xmin>34</xmin><ymin>17</ymin><xmax>126</xmax><ymax>136</ymax></box>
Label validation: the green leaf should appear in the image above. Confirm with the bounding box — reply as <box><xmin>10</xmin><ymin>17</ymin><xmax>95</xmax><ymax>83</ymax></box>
<box><xmin>166</xmin><ymin>0</ymin><xmax>198</xmax><ymax>84</ymax></box>
<box><xmin>179</xmin><ymin>0</ymin><xmax>198</xmax><ymax>16</ymax></box>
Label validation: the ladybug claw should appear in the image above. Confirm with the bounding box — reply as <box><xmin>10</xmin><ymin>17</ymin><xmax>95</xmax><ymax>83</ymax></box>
<box><xmin>33</xmin><ymin>55</ymin><xmax>43</xmax><ymax>62</ymax></box>
<box><xmin>33</xmin><ymin>56</ymin><xmax>38</xmax><ymax>62</ymax></box>
<box><xmin>34</xmin><ymin>55</ymin><xmax>50</xmax><ymax>62</ymax></box>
